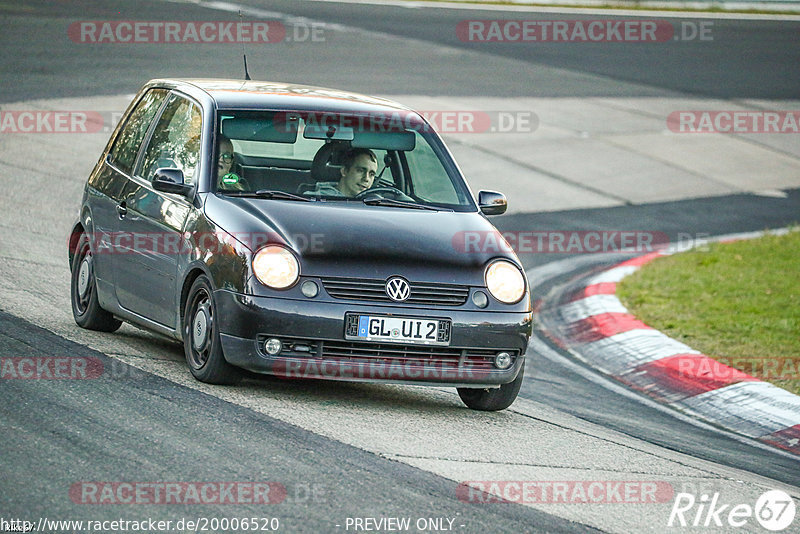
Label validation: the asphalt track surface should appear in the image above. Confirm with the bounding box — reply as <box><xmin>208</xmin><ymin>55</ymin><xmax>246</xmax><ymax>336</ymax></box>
<box><xmin>1</xmin><ymin>1</ymin><xmax>800</xmax><ymax>532</ymax></box>
<box><xmin>3</xmin><ymin>0</ymin><xmax>800</xmax><ymax>103</ymax></box>
<box><xmin>1</xmin><ymin>310</ymin><xmax>573</xmax><ymax>532</ymax></box>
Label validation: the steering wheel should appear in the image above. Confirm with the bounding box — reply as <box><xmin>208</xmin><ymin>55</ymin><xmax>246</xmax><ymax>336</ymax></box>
<box><xmin>355</xmin><ymin>186</ymin><xmax>412</xmax><ymax>201</ymax></box>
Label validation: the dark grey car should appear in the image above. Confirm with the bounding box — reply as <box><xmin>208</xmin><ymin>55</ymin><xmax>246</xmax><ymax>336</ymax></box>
<box><xmin>69</xmin><ymin>79</ymin><xmax>532</xmax><ymax>410</ymax></box>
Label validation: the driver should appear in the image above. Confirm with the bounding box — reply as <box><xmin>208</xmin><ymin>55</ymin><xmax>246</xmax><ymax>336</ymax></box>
<box><xmin>312</xmin><ymin>148</ymin><xmax>378</xmax><ymax>197</ymax></box>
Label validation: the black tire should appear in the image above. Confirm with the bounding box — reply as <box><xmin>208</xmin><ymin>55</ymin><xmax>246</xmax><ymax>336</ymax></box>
<box><xmin>70</xmin><ymin>232</ymin><xmax>122</xmax><ymax>332</ymax></box>
<box><xmin>183</xmin><ymin>275</ymin><xmax>241</xmax><ymax>385</ymax></box>
<box><xmin>457</xmin><ymin>361</ymin><xmax>525</xmax><ymax>411</ymax></box>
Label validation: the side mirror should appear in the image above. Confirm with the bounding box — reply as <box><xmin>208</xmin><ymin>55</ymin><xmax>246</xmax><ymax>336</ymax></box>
<box><xmin>152</xmin><ymin>168</ymin><xmax>192</xmax><ymax>196</ymax></box>
<box><xmin>478</xmin><ymin>190</ymin><xmax>507</xmax><ymax>215</ymax></box>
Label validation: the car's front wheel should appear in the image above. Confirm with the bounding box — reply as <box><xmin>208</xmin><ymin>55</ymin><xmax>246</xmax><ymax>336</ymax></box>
<box><xmin>457</xmin><ymin>361</ymin><xmax>525</xmax><ymax>411</ymax></box>
<box><xmin>183</xmin><ymin>275</ymin><xmax>241</xmax><ymax>385</ymax></box>
<box><xmin>70</xmin><ymin>232</ymin><xmax>122</xmax><ymax>332</ymax></box>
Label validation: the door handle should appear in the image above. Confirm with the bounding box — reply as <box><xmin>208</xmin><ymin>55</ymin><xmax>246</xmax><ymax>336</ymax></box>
<box><xmin>116</xmin><ymin>202</ymin><xmax>127</xmax><ymax>218</ymax></box>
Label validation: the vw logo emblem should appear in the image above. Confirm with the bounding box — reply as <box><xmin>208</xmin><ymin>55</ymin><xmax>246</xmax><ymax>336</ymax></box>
<box><xmin>385</xmin><ymin>277</ymin><xmax>410</xmax><ymax>302</ymax></box>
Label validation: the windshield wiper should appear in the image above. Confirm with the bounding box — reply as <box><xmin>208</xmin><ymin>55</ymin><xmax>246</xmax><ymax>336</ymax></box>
<box><xmin>255</xmin><ymin>189</ymin><xmax>313</xmax><ymax>201</ymax></box>
<box><xmin>225</xmin><ymin>189</ymin><xmax>312</xmax><ymax>202</ymax></box>
<box><xmin>361</xmin><ymin>196</ymin><xmax>446</xmax><ymax>211</ymax></box>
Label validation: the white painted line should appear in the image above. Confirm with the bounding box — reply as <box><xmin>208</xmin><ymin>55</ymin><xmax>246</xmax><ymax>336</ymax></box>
<box><xmin>677</xmin><ymin>381</ymin><xmax>800</xmax><ymax>437</ymax></box>
<box><xmin>588</xmin><ymin>265</ymin><xmax>639</xmax><ymax>284</ymax></box>
<box><xmin>526</xmin><ymin>253</ymin><xmax>620</xmax><ymax>286</ymax></box>
<box><xmin>528</xmin><ymin>227</ymin><xmax>800</xmax><ymax>459</ymax></box>
<box><xmin>300</xmin><ymin>0</ymin><xmax>800</xmax><ymax>20</ymax></box>
<box><xmin>580</xmin><ymin>329</ymin><xmax>701</xmax><ymax>374</ymax></box>
<box><xmin>202</xmin><ymin>0</ymin><xmax>351</xmax><ymax>31</ymax></box>
<box><xmin>662</xmin><ymin>228</ymin><xmax>793</xmax><ymax>254</ymax></box>
<box><xmin>558</xmin><ymin>294</ymin><xmax>628</xmax><ymax>323</ymax></box>
<box><xmin>528</xmin><ymin>335</ymin><xmax>800</xmax><ymax>462</ymax></box>
<box><xmin>524</xmin><ymin>342</ymin><xmax>797</xmax><ymax>459</ymax></box>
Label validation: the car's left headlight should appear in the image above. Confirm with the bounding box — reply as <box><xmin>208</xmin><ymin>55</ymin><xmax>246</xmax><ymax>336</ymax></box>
<box><xmin>253</xmin><ymin>245</ymin><xmax>299</xmax><ymax>289</ymax></box>
<box><xmin>485</xmin><ymin>260</ymin><xmax>526</xmax><ymax>304</ymax></box>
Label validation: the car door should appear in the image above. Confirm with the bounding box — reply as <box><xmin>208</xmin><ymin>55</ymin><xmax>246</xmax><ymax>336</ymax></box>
<box><xmin>88</xmin><ymin>88</ymin><xmax>169</xmax><ymax>304</ymax></box>
<box><xmin>114</xmin><ymin>93</ymin><xmax>200</xmax><ymax>327</ymax></box>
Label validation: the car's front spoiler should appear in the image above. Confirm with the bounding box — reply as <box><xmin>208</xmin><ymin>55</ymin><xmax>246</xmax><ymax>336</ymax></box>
<box><xmin>215</xmin><ymin>290</ymin><xmax>531</xmax><ymax>387</ymax></box>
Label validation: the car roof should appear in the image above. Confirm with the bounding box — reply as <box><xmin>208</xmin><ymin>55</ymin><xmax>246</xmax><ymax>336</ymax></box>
<box><xmin>148</xmin><ymin>78</ymin><xmax>419</xmax><ymax>117</ymax></box>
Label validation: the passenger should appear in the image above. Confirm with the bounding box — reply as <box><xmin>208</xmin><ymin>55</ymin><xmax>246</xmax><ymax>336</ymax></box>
<box><xmin>217</xmin><ymin>135</ymin><xmax>244</xmax><ymax>190</ymax></box>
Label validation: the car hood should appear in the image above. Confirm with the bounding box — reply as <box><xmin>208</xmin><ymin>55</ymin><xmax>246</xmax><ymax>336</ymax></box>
<box><xmin>203</xmin><ymin>194</ymin><xmax>517</xmax><ymax>281</ymax></box>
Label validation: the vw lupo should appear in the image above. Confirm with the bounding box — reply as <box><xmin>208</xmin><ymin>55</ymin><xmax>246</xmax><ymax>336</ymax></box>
<box><xmin>69</xmin><ymin>79</ymin><xmax>532</xmax><ymax>410</ymax></box>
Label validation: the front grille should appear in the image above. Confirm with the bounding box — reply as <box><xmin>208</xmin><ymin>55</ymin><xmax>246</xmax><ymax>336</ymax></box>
<box><xmin>321</xmin><ymin>277</ymin><xmax>470</xmax><ymax>306</ymax></box>
<box><xmin>256</xmin><ymin>335</ymin><xmax>517</xmax><ymax>370</ymax></box>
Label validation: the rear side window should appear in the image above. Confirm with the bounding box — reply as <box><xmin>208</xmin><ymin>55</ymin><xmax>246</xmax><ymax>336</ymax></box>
<box><xmin>139</xmin><ymin>94</ymin><xmax>203</xmax><ymax>185</ymax></box>
<box><xmin>108</xmin><ymin>88</ymin><xmax>168</xmax><ymax>175</ymax></box>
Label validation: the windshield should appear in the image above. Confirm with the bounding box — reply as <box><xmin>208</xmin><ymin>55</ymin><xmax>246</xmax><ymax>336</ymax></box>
<box><xmin>214</xmin><ymin>110</ymin><xmax>475</xmax><ymax>211</ymax></box>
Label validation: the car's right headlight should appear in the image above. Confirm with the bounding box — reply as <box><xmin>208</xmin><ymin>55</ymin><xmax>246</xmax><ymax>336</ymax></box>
<box><xmin>252</xmin><ymin>245</ymin><xmax>299</xmax><ymax>289</ymax></box>
<box><xmin>485</xmin><ymin>260</ymin><xmax>526</xmax><ymax>304</ymax></box>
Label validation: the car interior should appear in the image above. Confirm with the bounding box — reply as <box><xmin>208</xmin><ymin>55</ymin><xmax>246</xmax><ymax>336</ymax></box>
<box><xmin>218</xmin><ymin>114</ymin><xmax>410</xmax><ymax>196</ymax></box>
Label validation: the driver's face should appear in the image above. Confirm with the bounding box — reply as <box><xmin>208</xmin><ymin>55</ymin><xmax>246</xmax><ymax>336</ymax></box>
<box><xmin>338</xmin><ymin>154</ymin><xmax>377</xmax><ymax>197</ymax></box>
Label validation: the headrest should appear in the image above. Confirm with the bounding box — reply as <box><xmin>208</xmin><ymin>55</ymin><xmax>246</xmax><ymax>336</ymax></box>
<box><xmin>310</xmin><ymin>141</ymin><xmax>348</xmax><ymax>182</ymax></box>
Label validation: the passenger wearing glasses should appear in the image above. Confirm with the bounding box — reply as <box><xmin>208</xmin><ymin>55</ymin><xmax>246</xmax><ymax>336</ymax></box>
<box><xmin>216</xmin><ymin>135</ymin><xmax>245</xmax><ymax>191</ymax></box>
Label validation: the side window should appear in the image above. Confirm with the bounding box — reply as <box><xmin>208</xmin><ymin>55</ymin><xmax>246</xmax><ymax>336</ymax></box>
<box><xmin>405</xmin><ymin>134</ymin><xmax>459</xmax><ymax>204</ymax></box>
<box><xmin>108</xmin><ymin>89</ymin><xmax>168</xmax><ymax>175</ymax></box>
<box><xmin>138</xmin><ymin>94</ymin><xmax>203</xmax><ymax>185</ymax></box>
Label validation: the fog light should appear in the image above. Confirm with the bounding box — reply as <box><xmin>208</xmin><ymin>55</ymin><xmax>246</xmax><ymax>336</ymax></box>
<box><xmin>265</xmin><ymin>338</ymin><xmax>282</xmax><ymax>355</ymax></box>
<box><xmin>472</xmin><ymin>290</ymin><xmax>488</xmax><ymax>308</ymax></box>
<box><xmin>301</xmin><ymin>280</ymin><xmax>319</xmax><ymax>298</ymax></box>
<box><xmin>494</xmin><ymin>352</ymin><xmax>512</xmax><ymax>370</ymax></box>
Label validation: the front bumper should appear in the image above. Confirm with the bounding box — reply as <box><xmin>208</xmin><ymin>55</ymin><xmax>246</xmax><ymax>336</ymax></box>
<box><xmin>215</xmin><ymin>290</ymin><xmax>532</xmax><ymax>387</ymax></box>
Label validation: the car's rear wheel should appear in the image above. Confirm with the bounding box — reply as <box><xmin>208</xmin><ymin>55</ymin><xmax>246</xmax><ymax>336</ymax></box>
<box><xmin>457</xmin><ymin>361</ymin><xmax>525</xmax><ymax>411</ymax></box>
<box><xmin>70</xmin><ymin>232</ymin><xmax>122</xmax><ymax>332</ymax></box>
<box><xmin>183</xmin><ymin>275</ymin><xmax>241</xmax><ymax>385</ymax></box>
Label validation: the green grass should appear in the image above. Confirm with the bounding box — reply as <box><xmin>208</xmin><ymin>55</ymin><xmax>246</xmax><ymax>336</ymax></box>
<box><xmin>617</xmin><ymin>230</ymin><xmax>800</xmax><ymax>395</ymax></box>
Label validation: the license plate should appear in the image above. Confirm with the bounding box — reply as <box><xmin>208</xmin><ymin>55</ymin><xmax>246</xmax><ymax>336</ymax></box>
<box><xmin>345</xmin><ymin>314</ymin><xmax>451</xmax><ymax>345</ymax></box>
